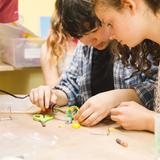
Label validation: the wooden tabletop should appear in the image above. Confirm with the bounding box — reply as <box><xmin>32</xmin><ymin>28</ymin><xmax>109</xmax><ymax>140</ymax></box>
<box><xmin>0</xmin><ymin>96</ymin><xmax>156</xmax><ymax>160</ymax></box>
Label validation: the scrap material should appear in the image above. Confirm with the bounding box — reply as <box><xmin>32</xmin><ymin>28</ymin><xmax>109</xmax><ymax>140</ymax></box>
<box><xmin>116</xmin><ymin>138</ymin><xmax>128</xmax><ymax>148</ymax></box>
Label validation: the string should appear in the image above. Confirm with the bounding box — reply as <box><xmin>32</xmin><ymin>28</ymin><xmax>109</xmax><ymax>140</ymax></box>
<box><xmin>0</xmin><ymin>89</ymin><xmax>29</xmax><ymax>99</ymax></box>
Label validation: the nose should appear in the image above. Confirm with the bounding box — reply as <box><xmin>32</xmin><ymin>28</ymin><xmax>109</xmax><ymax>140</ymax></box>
<box><xmin>108</xmin><ymin>27</ymin><xmax>115</xmax><ymax>40</ymax></box>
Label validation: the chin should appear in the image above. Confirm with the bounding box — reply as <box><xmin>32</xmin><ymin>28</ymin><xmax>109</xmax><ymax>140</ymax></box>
<box><xmin>127</xmin><ymin>43</ymin><xmax>137</xmax><ymax>48</ymax></box>
<box><xmin>95</xmin><ymin>44</ymin><xmax>108</xmax><ymax>50</ymax></box>
<box><xmin>124</xmin><ymin>40</ymin><xmax>143</xmax><ymax>48</ymax></box>
<box><xmin>96</xmin><ymin>46</ymin><xmax>106</xmax><ymax>50</ymax></box>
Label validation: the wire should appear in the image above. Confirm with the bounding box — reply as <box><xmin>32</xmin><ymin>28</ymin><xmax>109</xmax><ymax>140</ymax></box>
<box><xmin>0</xmin><ymin>89</ymin><xmax>29</xmax><ymax>99</ymax></box>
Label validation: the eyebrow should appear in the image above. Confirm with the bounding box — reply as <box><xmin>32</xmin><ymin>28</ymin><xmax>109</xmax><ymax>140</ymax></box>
<box><xmin>84</xmin><ymin>27</ymin><xmax>98</xmax><ymax>36</ymax></box>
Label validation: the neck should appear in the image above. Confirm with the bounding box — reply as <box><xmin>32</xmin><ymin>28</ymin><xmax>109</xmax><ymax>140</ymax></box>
<box><xmin>145</xmin><ymin>12</ymin><xmax>160</xmax><ymax>44</ymax></box>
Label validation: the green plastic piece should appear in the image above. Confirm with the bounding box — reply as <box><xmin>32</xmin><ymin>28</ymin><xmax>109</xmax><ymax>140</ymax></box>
<box><xmin>66</xmin><ymin>106</ymin><xmax>79</xmax><ymax>122</ymax></box>
<box><xmin>33</xmin><ymin>114</ymin><xmax>54</xmax><ymax>123</ymax></box>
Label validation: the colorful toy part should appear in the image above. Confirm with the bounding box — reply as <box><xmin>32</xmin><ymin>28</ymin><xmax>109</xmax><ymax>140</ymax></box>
<box><xmin>21</xmin><ymin>32</ymin><xmax>37</xmax><ymax>38</ymax></box>
<box><xmin>66</xmin><ymin>106</ymin><xmax>79</xmax><ymax>122</ymax></box>
<box><xmin>72</xmin><ymin>121</ymin><xmax>81</xmax><ymax>128</ymax></box>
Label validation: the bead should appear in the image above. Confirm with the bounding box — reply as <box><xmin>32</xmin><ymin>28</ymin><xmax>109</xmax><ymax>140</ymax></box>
<box><xmin>72</xmin><ymin>121</ymin><xmax>81</xmax><ymax>128</ymax></box>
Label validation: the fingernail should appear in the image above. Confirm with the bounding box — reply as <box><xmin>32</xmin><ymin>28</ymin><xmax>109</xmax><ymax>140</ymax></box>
<box><xmin>42</xmin><ymin>108</ymin><xmax>45</xmax><ymax>112</ymax></box>
<box><xmin>46</xmin><ymin>105</ymin><xmax>49</xmax><ymax>109</ymax></box>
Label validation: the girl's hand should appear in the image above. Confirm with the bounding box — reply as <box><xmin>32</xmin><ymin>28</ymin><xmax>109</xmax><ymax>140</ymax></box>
<box><xmin>75</xmin><ymin>89</ymin><xmax>142</xmax><ymax>127</ymax></box>
<box><xmin>29</xmin><ymin>85</ymin><xmax>57</xmax><ymax>111</ymax></box>
<box><xmin>74</xmin><ymin>92</ymin><xmax>114</xmax><ymax>126</ymax></box>
<box><xmin>111</xmin><ymin>101</ymin><xmax>155</xmax><ymax>131</ymax></box>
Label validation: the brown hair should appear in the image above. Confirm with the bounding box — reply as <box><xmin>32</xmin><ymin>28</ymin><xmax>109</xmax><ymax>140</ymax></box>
<box><xmin>111</xmin><ymin>39</ymin><xmax>160</xmax><ymax>77</ymax></box>
<box><xmin>46</xmin><ymin>0</ymin><xmax>100</xmax><ymax>64</ymax></box>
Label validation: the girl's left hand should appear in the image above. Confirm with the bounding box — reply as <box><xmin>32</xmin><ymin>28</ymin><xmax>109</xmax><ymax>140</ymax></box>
<box><xmin>111</xmin><ymin>101</ymin><xmax>155</xmax><ymax>131</ymax></box>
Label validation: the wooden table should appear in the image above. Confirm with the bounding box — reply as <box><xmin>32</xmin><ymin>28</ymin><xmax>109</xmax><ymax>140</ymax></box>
<box><xmin>0</xmin><ymin>96</ymin><xmax>156</xmax><ymax>160</ymax></box>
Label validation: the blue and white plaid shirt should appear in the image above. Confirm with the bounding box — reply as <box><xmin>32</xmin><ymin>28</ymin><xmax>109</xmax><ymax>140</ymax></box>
<box><xmin>55</xmin><ymin>43</ymin><xmax>158</xmax><ymax>109</ymax></box>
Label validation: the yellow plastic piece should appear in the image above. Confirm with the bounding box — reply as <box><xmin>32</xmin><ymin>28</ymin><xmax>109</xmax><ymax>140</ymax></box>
<box><xmin>108</xmin><ymin>127</ymin><xmax>117</xmax><ymax>132</ymax></box>
<box><xmin>72</xmin><ymin>121</ymin><xmax>81</xmax><ymax>129</ymax></box>
<box><xmin>11</xmin><ymin>22</ymin><xmax>18</xmax><ymax>26</ymax></box>
<box><xmin>21</xmin><ymin>32</ymin><xmax>37</xmax><ymax>38</ymax></box>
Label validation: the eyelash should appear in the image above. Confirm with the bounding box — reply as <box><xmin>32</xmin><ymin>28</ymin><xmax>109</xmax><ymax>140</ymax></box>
<box><xmin>107</xmin><ymin>23</ymin><xmax>112</xmax><ymax>27</ymax></box>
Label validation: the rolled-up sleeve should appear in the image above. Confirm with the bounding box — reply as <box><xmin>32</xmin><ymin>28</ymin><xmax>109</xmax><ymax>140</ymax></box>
<box><xmin>114</xmin><ymin>59</ymin><xmax>158</xmax><ymax>110</ymax></box>
<box><xmin>132</xmin><ymin>79</ymin><xmax>156</xmax><ymax>110</ymax></box>
<box><xmin>126</xmin><ymin>66</ymin><xmax>158</xmax><ymax>110</ymax></box>
<box><xmin>55</xmin><ymin>44</ymin><xmax>83</xmax><ymax>106</ymax></box>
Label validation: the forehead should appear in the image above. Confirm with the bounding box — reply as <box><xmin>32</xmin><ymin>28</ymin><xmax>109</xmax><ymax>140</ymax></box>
<box><xmin>95</xmin><ymin>5</ymin><xmax>121</xmax><ymax>21</ymax></box>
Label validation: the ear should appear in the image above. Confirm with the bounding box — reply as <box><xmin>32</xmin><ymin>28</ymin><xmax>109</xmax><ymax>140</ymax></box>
<box><xmin>121</xmin><ymin>0</ymin><xmax>138</xmax><ymax>15</ymax></box>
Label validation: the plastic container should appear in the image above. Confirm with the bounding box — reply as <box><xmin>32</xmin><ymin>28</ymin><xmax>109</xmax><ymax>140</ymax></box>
<box><xmin>1</xmin><ymin>38</ymin><xmax>44</xmax><ymax>68</ymax></box>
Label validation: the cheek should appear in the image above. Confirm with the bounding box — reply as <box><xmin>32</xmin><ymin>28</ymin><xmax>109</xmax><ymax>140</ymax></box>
<box><xmin>113</xmin><ymin>20</ymin><xmax>132</xmax><ymax>38</ymax></box>
<box><xmin>95</xmin><ymin>27</ymin><xmax>111</xmax><ymax>41</ymax></box>
<box><xmin>114</xmin><ymin>15</ymin><xmax>141</xmax><ymax>38</ymax></box>
<box><xmin>102</xmin><ymin>27</ymin><xmax>111</xmax><ymax>37</ymax></box>
<box><xmin>79</xmin><ymin>37</ymin><xmax>90</xmax><ymax>45</ymax></box>
<box><xmin>114</xmin><ymin>21</ymin><xmax>143</xmax><ymax>47</ymax></box>
<box><xmin>99</xmin><ymin>31</ymin><xmax>110</xmax><ymax>42</ymax></box>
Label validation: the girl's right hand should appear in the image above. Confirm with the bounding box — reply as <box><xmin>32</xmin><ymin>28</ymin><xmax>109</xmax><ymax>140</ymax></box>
<box><xmin>29</xmin><ymin>85</ymin><xmax>57</xmax><ymax>111</ymax></box>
